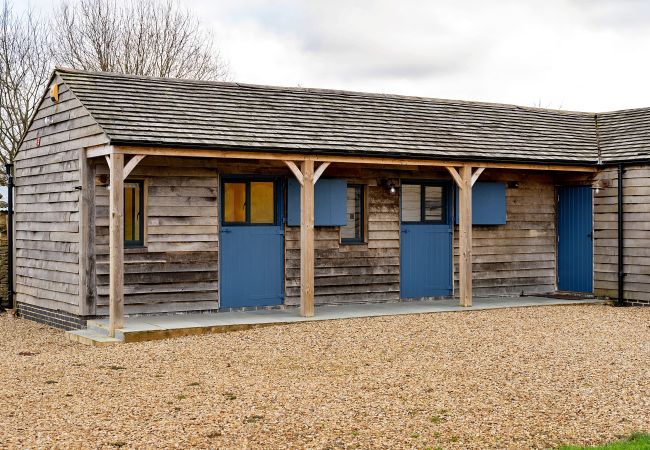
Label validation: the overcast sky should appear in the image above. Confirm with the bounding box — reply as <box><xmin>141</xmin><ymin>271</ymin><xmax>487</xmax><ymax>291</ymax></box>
<box><xmin>24</xmin><ymin>0</ymin><xmax>650</xmax><ymax>111</ymax></box>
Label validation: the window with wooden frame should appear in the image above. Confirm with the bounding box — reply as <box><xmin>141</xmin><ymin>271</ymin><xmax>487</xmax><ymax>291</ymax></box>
<box><xmin>401</xmin><ymin>183</ymin><xmax>446</xmax><ymax>224</ymax></box>
<box><xmin>341</xmin><ymin>184</ymin><xmax>365</xmax><ymax>243</ymax></box>
<box><xmin>222</xmin><ymin>179</ymin><xmax>277</xmax><ymax>225</ymax></box>
<box><xmin>124</xmin><ymin>180</ymin><xmax>145</xmax><ymax>247</ymax></box>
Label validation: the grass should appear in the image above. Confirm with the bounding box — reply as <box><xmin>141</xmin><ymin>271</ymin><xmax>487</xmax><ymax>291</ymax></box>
<box><xmin>559</xmin><ymin>433</ymin><xmax>650</xmax><ymax>450</ymax></box>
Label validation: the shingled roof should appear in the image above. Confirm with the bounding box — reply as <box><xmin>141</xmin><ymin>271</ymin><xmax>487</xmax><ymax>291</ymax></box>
<box><xmin>55</xmin><ymin>68</ymin><xmax>648</xmax><ymax>166</ymax></box>
<box><xmin>597</xmin><ymin>108</ymin><xmax>650</xmax><ymax>163</ymax></box>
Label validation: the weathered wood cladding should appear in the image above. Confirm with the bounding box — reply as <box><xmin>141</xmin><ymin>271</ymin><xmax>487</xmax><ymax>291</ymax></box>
<box><xmin>219</xmin><ymin>161</ymin><xmax>402</xmax><ymax>306</ymax></box>
<box><xmin>453</xmin><ymin>171</ymin><xmax>557</xmax><ymax>297</ymax></box>
<box><xmin>94</xmin><ymin>157</ymin><xmax>219</xmax><ymax>315</ymax></box>
<box><xmin>14</xmin><ymin>76</ymin><xmax>108</xmax><ymax>314</ymax></box>
<box><xmin>285</xmin><ymin>181</ymin><xmax>401</xmax><ymax>305</ymax></box>
<box><xmin>95</xmin><ymin>162</ymin><xmax>567</xmax><ymax>312</ymax></box>
<box><xmin>593</xmin><ymin>165</ymin><xmax>650</xmax><ymax>304</ymax></box>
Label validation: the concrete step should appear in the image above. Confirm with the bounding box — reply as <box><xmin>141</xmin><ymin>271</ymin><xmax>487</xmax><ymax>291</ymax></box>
<box><xmin>86</xmin><ymin>320</ymin><xmax>109</xmax><ymax>335</ymax></box>
<box><xmin>65</xmin><ymin>329</ymin><xmax>123</xmax><ymax>346</ymax></box>
<box><xmin>86</xmin><ymin>320</ymin><xmax>127</xmax><ymax>340</ymax></box>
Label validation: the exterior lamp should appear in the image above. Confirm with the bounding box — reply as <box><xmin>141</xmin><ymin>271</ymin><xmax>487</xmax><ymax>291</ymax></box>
<box><xmin>379</xmin><ymin>178</ymin><xmax>398</xmax><ymax>194</ymax></box>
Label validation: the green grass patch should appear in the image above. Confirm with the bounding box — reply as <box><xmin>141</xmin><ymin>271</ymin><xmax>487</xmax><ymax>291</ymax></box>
<box><xmin>558</xmin><ymin>433</ymin><xmax>650</xmax><ymax>450</ymax></box>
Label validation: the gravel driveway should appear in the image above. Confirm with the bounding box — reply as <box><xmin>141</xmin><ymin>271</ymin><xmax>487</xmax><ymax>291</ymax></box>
<box><xmin>1</xmin><ymin>304</ymin><xmax>648</xmax><ymax>449</ymax></box>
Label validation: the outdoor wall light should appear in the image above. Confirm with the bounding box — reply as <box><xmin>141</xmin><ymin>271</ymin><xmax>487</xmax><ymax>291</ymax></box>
<box><xmin>380</xmin><ymin>178</ymin><xmax>398</xmax><ymax>194</ymax></box>
<box><xmin>591</xmin><ymin>179</ymin><xmax>612</xmax><ymax>194</ymax></box>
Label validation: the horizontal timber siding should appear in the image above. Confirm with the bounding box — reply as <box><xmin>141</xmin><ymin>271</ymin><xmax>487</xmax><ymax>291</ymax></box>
<box><xmin>14</xmin><ymin>76</ymin><xmax>108</xmax><ymax>315</ymax></box>
<box><xmin>94</xmin><ymin>157</ymin><xmax>219</xmax><ymax>315</ymax></box>
<box><xmin>453</xmin><ymin>171</ymin><xmax>557</xmax><ymax>297</ymax></box>
<box><xmin>285</xmin><ymin>182</ymin><xmax>400</xmax><ymax>305</ymax></box>
<box><xmin>594</xmin><ymin>165</ymin><xmax>650</xmax><ymax>305</ymax></box>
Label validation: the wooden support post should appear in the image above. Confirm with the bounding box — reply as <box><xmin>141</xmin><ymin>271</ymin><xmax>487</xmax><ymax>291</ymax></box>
<box><xmin>78</xmin><ymin>149</ymin><xmax>96</xmax><ymax>316</ymax></box>
<box><xmin>471</xmin><ymin>167</ymin><xmax>485</xmax><ymax>186</ymax></box>
<box><xmin>313</xmin><ymin>162</ymin><xmax>331</xmax><ymax>184</ymax></box>
<box><xmin>446</xmin><ymin>166</ymin><xmax>462</xmax><ymax>187</ymax></box>
<box><xmin>458</xmin><ymin>166</ymin><xmax>473</xmax><ymax>307</ymax></box>
<box><xmin>108</xmin><ymin>153</ymin><xmax>125</xmax><ymax>337</ymax></box>
<box><xmin>300</xmin><ymin>159</ymin><xmax>315</xmax><ymax>317</ymax></box>
<box><xmin>284</xmin><ymin>160</ymin><xmax>304</xmax><ymax>185</ymax></box>
<box><xmin>123</xmin><ymin>155</ymin><xmax>147</xmax><ymax>180</ymax></box>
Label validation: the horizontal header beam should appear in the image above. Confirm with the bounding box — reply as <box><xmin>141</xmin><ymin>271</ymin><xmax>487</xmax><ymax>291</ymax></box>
<box><xmin>85</xmin><ymin>144</ymin><xmax>598</xmax><ymax>172</ymax></box>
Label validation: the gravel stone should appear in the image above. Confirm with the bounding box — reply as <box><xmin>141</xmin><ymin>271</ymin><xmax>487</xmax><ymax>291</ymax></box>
<box><xmin>0</xmin><ymin>304</ymin><xmax>648</xmax><ymax>449</ymax></box>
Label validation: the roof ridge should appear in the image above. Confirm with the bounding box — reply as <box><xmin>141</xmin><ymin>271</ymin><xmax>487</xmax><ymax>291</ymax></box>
<box><xmin>51</xmin><ymin>68</ymin><xmax>603</xmax><ymax>165</ymax></box>
<box><xmin>55</xmin><ymin>67</ymin><xmax>594</xmax><ymax>116</ymax></box>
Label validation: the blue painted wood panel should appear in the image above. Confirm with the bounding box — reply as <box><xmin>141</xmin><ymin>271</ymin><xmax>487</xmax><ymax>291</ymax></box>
<box><xmin>220</xmin><ymin>177</ymin><xmax>284</xmax><ymax>308</ymax></box>
<box><xmin>455</xmin><ymin>182</ymin><xmax>506</xmax><ymax>225</ymax></box>
<box><xmin>220</xmin><ymin>225</ymin><xmax>284</xmax><ymax>307</ymax></box>
<box><xmin>557</xmin><ymin>186</ymin><xmax>593</xmax><ymax>293</ymax></box>
<box><xmin>400</xmin><ymin>183</ymin><xmax>452</xmax><ymax>298</ymax></box>
<box><xmin>287</xmin><ymin>178</ymin><xmax>347</xmax><ymax>226</ymax></box>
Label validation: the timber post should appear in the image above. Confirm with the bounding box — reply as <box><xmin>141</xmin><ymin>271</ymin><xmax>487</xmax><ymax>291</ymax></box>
<box><xmin>447</xmin><ymin>165</ymin><xmax>478</xmax><ymax>307</ymax></box>
<box><xmin>108</xmin><ymin>153</ymin><xmax>125</xmax><ymax>336</ymax></box>
<box><xmin>300</xmin><ymin>159</ymin><xmax>315</xmax><ymax>317</ymax></box>
<box><xmin>458</xmin><ymin>166</ymin><xmax>473</xmax><ymax>307</ymax></box>
<box><xmin>78</xmin><ymin>149</ymin><xmax>96</xmax><ymax>316</ymax></box>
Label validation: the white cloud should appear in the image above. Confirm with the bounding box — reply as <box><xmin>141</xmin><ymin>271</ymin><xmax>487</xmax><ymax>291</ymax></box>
<box><xmin>25</xmin><ymin>0</ymin><xmax>650</xmax><ymax>111</ymax></box>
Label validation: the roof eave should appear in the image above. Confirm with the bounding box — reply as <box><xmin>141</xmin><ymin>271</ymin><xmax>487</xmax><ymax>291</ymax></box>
<box><xmin>108</xmin><ymin>138</ymin><xmax>600</xmax><ymax>168</ymax></box>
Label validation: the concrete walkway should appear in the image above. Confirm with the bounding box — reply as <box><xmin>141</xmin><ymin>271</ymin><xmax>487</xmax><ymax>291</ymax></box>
<box><xmin>66</xmin><ymin>296</ymin><xmax>605</xmax><ymax>345</ymax></box>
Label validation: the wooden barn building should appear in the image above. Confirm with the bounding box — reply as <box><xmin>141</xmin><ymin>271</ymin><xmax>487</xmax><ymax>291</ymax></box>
<box><xmin>9</xmin><ymin>68</ymin><xmax>650</xmax><ymax>335</ymax></box>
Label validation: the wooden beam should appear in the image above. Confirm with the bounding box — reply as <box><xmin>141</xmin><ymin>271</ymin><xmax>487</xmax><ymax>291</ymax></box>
<box><xmin>458</xmin><ymin>166</ymin><xmax>473</xmax><ymax>307</ymax></box>
<box><xmin>107</xmin><ymin>145</ymin><xmax>598</xmax><ymax>173</ymax></box>
<box><xmin>300</xmin><ymin>159</ymin><xmax>315</xmax><ymax>317</ymax></box>
<box><xmin>446</xmin><ymin>166</ymin><xmax>463</xmax><ymax>187</ymax></box>
<box><xmin>313</xmin><ymin>162</ymin><xmax>331</xmax><ymax>184</ymax></box>
<box><xmin>87</xmin><ymin>145</ymin><xmax>114</xmax><ymax>158</ymax></box>
<box><xmin>78</xmin><ymin>150</ymin><xmax>96</xmax><ymax>316</ymax></box>
<box><xmin>105</xmin><ymin>155</ymin><xmax>111</xmax><ymax>166</ymax></box>
<box><xmin>471</xmin><ymin>167</ymin><xmax>485</xmax><ymax>187</ymax></box>
<box><xmin>108</xmin><ymin>153</ymin><xmax>125</xmax><ymax>337</ymax></box>
<box><xmin>284</xmin><ymin>160</ymin><xmax>303</xmax><ymax>185</ymax></box>
<box><xmin>123</xmin><ymin>155</ymin><xmax>147</xmax><ymax>180</ymax></box>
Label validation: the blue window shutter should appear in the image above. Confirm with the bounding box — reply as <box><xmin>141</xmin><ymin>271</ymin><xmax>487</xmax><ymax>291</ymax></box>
<box><xmin>287</xmin><ymin>178</ymin><xmax>300</xmax><ymax>226</ymax></box>
<box><xmin>287</xmin><ymin>178</ymin><xmax>347</xmax><ymax>226</ymax></box>
<box><xmin>455</xmin><ymin>182</ymin><xmax>506</xmax><ymax>225</ymax></box>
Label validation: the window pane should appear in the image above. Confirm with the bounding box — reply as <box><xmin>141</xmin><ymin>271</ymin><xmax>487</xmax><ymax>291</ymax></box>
<box><xmin>133</xmin><ymin>184</ymin><xmax>141</xmax><ymax>241</ymax></box>
<box><xmin>250</xmin><ymin>182</ymin><xmax>274</xmax><ymax>224</ymax></box>
<box><xmin>124</xmin><ymin>182</ymin><xmax>142</xmax><ymax>243</ymax></box>
<box><xmin>341</xmin><ymin>186</ymin><xmax>362</xmax><ymax>241</ymax></box>
<box><xmin>424</xmin><ymin>186</ymin><xmax>443</xmax><ymax>221</ymax></box>
<box><xmin>224</xmin><ymin>182</ymin><xmax>246</xmax><ymax>223</ymax></box>
<box><xmin>124</xmin><ymin>185</ymin><xmax>134</xmax><ymax>241</ymax></box>
<box><xmin>401</xmin><ymin>184</ymin><xmax>421</xmax><ymax>222</ymax></box>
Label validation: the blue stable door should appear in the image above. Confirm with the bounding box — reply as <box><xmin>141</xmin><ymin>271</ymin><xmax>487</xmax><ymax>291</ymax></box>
<box><xmin>557</xmin><ymin>186</ymin><xmax>593</xmax><ymax>293</ymax></box>
<box><xmin>220</xmin><ymin>177</ymin><xmax>284</xmax><ymax>308</ymax></box>
<box><xmin>400</xmin><ymin>182</ymin><xmax>453</xmax><ymax>298</ymax></box>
